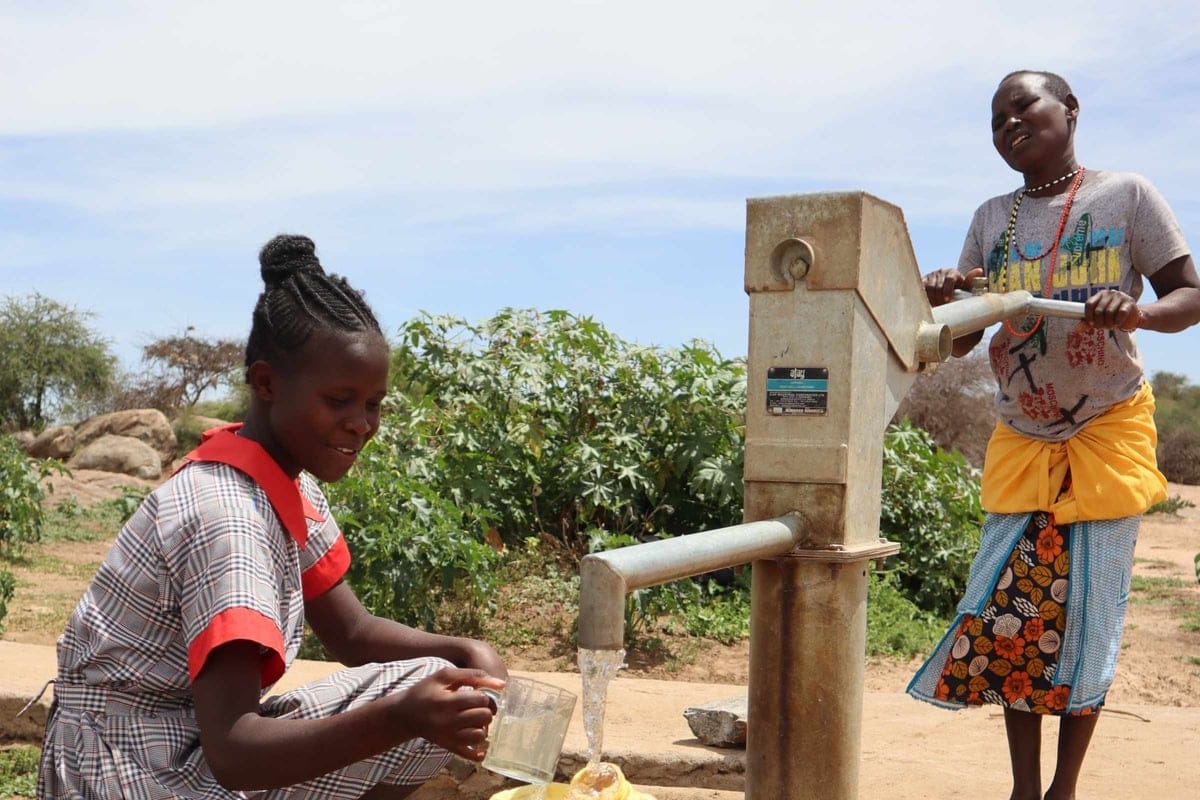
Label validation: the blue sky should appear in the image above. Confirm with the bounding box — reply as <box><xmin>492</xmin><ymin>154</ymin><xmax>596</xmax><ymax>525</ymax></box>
<box><xmin>3</xmin><ymin>1</ymin><xmax>1199</xmax><ymax>387</ymax></box>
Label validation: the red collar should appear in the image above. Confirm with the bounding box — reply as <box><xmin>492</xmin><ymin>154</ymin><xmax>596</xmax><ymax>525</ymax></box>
<box><xmin>179</xmin><ymin>423</ymin><xmax>323</xmax><ymax>548</ymax></box>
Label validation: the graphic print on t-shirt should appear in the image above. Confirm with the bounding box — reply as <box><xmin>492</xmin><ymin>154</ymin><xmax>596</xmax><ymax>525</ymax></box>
<box><xmin>985</xmin><ymin>212</ymin><xmax>1120</xmax><ymax>432</ymax></box>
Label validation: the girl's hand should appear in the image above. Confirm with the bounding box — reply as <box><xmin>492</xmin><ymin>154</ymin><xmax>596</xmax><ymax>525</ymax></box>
<box><xmin>1083</xmin><ymin>288</ymin><xmax>1143</xmax><ymax>331</ymax></box>
<box><xmin>924</xmin><ymin>267</ymin><xmax>984</xmax><ymax>307</ymax></box>
<box><xmin>394</xmin><ymin>667</ymin><xmax>505</xmax><ymax>762</ymax></box>
<box><xmin>452</xmin><ymin>638</ymin><xmax>508</xmax><ymax>681</ymax></box>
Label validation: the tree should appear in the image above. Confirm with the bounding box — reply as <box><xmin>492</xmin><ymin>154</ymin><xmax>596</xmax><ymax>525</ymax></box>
<box><xmin>134</xmin><ymin>329</ymin><xmax>244</xmax><ymax>412</ymax></box>
<box><xmin>0</xmin><ymin>294</ymin><xmax>116</xmax><ymax>431</ymax></box>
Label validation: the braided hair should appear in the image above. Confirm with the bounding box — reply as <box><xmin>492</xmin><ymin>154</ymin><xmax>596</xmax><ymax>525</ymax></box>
<box><xmin>246</xmin><ymin>234</ymin><xmax>382</xmax><ymax>373</ymax></box>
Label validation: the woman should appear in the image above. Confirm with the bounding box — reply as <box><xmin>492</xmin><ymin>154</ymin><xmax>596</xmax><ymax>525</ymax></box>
<box><xmin>908</xmin><ymin>70</ymin><xmax>1200</xmax><ymax>800</ymax></box>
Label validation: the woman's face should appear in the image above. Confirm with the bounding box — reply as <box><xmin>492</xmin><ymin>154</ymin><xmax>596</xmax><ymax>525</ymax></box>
<box><xmin>990</xmin><ymin>73</ymin><xmax>1077</xmax><ymax>176</ymax></box>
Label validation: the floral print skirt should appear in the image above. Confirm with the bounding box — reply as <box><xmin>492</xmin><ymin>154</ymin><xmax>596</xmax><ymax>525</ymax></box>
<box><xmin>934</xmin><ymin>511</ymin><xmax>1101</xmax><ymax>716</ymax></box>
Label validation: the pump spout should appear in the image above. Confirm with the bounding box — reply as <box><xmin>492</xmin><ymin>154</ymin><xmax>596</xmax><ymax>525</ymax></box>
<box><xmin>577</xmin><ymin>514</ymin><xmax>804</xmax><ymax>651</ymax></box>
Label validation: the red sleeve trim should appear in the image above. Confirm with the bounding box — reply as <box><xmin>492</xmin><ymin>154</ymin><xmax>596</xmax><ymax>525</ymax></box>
<box><xmin>188</xmin><ymin>606</ymin><xmax>286</xmax><ymax>687</ymax></box>
<box><xmin>302</xmin><ymin>533</ymin><xmax>351</xmax><ymax>601</ymax></box>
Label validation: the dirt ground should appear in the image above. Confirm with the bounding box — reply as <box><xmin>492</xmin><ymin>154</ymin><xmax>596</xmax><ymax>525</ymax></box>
<box><xmin>4</xmin><ymin>473</ymin><xmax>1199</xmax><ymax>799</ymax></box>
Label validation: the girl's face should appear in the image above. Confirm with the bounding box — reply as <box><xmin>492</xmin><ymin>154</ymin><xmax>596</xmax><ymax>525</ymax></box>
<box><xmin>261</xmin><ymin>328</ymin><xmax>389</xmax><ymax>482</ymax></box>
<box><xmin>990</xmin><ymin>73</ymin><xmax>1077</xmax><ymax>176</ymax></box>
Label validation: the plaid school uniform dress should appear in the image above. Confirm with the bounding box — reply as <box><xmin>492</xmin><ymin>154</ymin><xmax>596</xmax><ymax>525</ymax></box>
<box><xmin>38</xmin><ymin>425</ymin><xmax>454</xmax><ymax>800</ymax></box>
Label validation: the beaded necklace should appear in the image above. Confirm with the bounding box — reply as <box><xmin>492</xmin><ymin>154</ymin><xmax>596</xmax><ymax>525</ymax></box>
<box><xmin>1025</xmin><ymin>168</ymin><xmax>1081</xmax><ymax>194</ymax></box>
<box><xmin>999</xmin><ymin>167</ymin><xmax>1087</xmax><ymax>338</ymax></box>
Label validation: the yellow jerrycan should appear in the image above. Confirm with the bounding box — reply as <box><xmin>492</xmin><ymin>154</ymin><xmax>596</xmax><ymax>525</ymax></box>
<box><xmin>488</xmin><ymin>762</ymin><xmax>658</xmax><ymax>800</ymax></box>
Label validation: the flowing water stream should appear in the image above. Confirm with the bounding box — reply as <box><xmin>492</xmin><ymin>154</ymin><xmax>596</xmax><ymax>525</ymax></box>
<box><xmin>576</xmin><ymin>647</ymin><xmax>627</xmax><ymax>764</ymax></box>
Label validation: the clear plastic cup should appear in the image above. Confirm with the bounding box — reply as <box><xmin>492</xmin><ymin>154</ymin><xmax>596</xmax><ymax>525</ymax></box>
<box><xmin>481</xmin><ymin>676</ymin><xmax>577</xmax><ymax>785</ymax></box>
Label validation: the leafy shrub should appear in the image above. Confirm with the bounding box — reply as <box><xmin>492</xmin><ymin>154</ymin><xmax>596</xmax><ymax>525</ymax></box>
<box><xmin>326</xmin><ymin>432</ymin><xmax>501</xmax><ymax>632</ymax></box>
<box><xmin>866</xmin><ymin>570</ymin><xmax>943</xmax><ymax>657</ymax></box>
<box><xmin>0</xmin><ymin>434</ymin><xmax>57</xmax><ymax>556</ymax></box>
<box><xmin>1158</xmin><ymin>426</ymin><xmax>1200</xmax><ymax>485</ymax></box>
<box><xmin>1147</xmin><ymin>494</ymin><xmax>1196</xmax><ymax>516</ymax></box>
<box><xmin>103</xmin><ymin>486</ymin><xmax>150</xmax><ymax>526</ymax></box>
<box><xmin>879</xmin><ymin>420</ymin><xmax>984</xmax><ymax>619</ymax></box>
<box><xmin>670</xmin><ymin>573</ymin><xmax>752</xmax><ymax>644</ymax></box>
<box><xmin>172</xmin><ymin>414</ymin><xmax>212</xmax><ymax>455</ymax></box>
<box><xmin>0</xmin><ymin>569</ymin><xmax>15</xmax><ymax>636</ymax></box>
<box><xmin>0</xmin><ymin>744</ymin><xmax>39</xmax><ymax>799</ymax></box>
<box><xmin>388</xmin><ymin>309</ymin><xmax>745</xmax><ymax>553</ymax></box>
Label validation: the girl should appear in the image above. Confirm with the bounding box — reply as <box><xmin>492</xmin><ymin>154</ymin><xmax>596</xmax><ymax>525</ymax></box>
<box><xmin>908</xmin><ymin>71</ymin><xmax>1200</xmax><ymax>800</ymax></box>
<box><xmin>38</xmin><ymin>234</ymin><xmax>507</xmax><ymax>799</ymax></box>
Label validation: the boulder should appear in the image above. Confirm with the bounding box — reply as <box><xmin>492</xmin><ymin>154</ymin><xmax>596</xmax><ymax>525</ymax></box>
<box><xmin>11</xmin><ymin>430</ymin><xmax>36</xmax><ymax>453</ymax></box>
<box><xmin>683</xmin><ymin>695</ymin><xmax>747</xmax><ymax>748</ymax></box>
<box><xmin>26</xmin><ymin>425</ymin><xmax>77</xmax><ymax>460</ymax></box>
<box><xmin>68</xmin><ymin>434</ymin><xmax>163</xmax><ymax>480</ymax></box>
<box><xmin>74</xmin><ymin>409</ymin><xmax>177</xmax><ymax>463</ymax></box>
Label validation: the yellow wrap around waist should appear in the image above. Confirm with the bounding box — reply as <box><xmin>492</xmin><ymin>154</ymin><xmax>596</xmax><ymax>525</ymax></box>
<box><xmin>980</xmin><ymin>382</ymin><xmax>1167</xmax><ymax>523</ymax></box>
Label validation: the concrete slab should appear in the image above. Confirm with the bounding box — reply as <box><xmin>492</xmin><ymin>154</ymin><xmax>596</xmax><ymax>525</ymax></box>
<box><xmin>5</xmin><ymin>641</ymin><xmax>1200</xmax><ymax>798</ymax></box>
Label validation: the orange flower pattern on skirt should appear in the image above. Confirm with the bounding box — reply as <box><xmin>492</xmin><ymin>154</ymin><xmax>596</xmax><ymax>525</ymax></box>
<box><xmin>935</xmin><ymin>512</ymin><xmax>1102</xmax><ymax>716</ymax></box>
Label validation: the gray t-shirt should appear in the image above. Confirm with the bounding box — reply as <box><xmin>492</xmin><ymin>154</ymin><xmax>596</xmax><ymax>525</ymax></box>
<box><xmin>958</xmin><ymin>170</ymin><xmax>1189</xmax><ymax>441</ymax></box>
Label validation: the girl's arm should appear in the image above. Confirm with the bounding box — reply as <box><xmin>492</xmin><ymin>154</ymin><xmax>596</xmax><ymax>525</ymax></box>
<box><xmin>306</xmin><ymin>580</ymin><xmax>507</xmax><ymax>679</ymax></box>
<box><xmin>192</xmin><ymin>640</ymin><xmax>502</xmax><ymax>791</ymax></box>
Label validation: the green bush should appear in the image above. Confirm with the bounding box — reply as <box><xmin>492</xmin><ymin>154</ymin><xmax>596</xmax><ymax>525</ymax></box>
<box><xmin>879</xmin><ymin>420</ymin><xmax>984</xmax><ymax>619</ymax></box>
<box><xmin>388</xmin><ymin>309</ymin><xmax>745</xmax><ymax>554</ymax></box>
<box><xmin>0</xmin><ymin>569</ymin><xmax>15</xmax><ymax>636</ymax></box>
<box><xmin>866</xmin><ymin>570</ymin><xmax>943</xmax><ymax>657</ymax></box>
<box><xmin>172</xmin><ymin>414</ymin><xmax>212</xmax><ymax>454</ymax></box>
<box><xmin>1147</xmin><ymin>494</ymin><xmax>1196</xmax><ymax>516</ymax></box>
<box><xmin>327</xmin><ymin>432</ymin><xmax>500</xmax><ymax>632</ymax></box>
<box><xmin>0</xmin><ymin>434</ymin><xmax>56</xmax><ymax>556</ymax></box>
<box><xmin>0</xmin><ymin>744</ymin><xmax>39</xmax><ymax>799</ymax></box>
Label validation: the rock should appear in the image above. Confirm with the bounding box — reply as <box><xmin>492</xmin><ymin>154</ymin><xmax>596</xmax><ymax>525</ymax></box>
<box><xmin>26</xmin><ymin>425</ymin><xmax>76</xmax><ymax>459</ymax></box>
<box><xmin>74</xmin><ymin>409</ymin><xmax>177</xmax><ymax>463</ymax></box>
<box><xmin>683</xmin><ymin>695</ymin><xmax>747</xmax><ymax>748</ymax></box>
<box><xmin>68</xmin><ymin>434</ymin><xmax>163</xmax><ymax>480</ymax></box>
<box><xmin>40</xmin><ymin>468</ymin><xmax>159</xmax><ymax>508</ymax></box>
<box><xmin>11</xmin><ymin>430</ymin><xmax>35</xmax><ymax>452</ymax></box>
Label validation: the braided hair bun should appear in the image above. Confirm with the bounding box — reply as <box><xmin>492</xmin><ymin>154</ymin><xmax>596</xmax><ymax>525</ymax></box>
<box><xmin>246</xmin><ymin>233</ymin><xmax>382</xmax><ymax>371</ymax></box>
<box><xmin>258</xmin><ymin>234</ymin><xmax>324</xmax><ymax>287</ymax></box>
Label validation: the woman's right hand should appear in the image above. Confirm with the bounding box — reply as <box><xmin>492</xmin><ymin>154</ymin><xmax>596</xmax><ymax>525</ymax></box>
<box><xmin>924</xmin><ymin>267</ymin><xmax>984</xmax><ymax>307</ymax></box>
<box><xmin>393</xmin><ymin>667</ymin><xmax>505</xmax><ymax>762</ymax></box>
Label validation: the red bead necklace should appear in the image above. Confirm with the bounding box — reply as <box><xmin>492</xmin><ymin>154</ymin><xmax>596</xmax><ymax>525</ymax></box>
<box><xmin>1000</xmin><ymin>167</ymin><xmax>1087</xmax><ymax>338</ymax></box>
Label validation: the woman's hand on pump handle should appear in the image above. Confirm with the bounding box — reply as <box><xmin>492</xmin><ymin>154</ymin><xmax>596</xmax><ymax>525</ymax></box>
<box><xmin>924</xmin><ymin>267</ymin><xmax>985</xmax><ymax>307</ymax></box>
<box><xmin>1084</xmin><ymin>288</ymin><xmax>1144</xmax><ymax>331</ymax></box>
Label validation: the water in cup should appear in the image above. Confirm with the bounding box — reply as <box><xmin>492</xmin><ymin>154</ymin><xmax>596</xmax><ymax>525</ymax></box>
<box><xmin>482</xmin><ymin>677</ymin><xmax>577</xmax><ymax>785</ymax></box>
